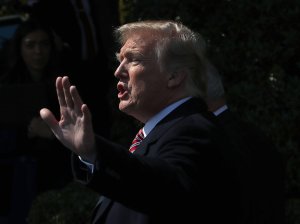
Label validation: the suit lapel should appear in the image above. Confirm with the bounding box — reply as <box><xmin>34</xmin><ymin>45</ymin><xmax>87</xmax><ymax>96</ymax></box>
<box><xmin>135</xmin><ymin>97</ymin><xmax>210</xmax><ymax>156</ymax></box>
<box><xmin>91</xmin><ymin>196</ymin><xmax>113</xmax><ymax>224</ymax></box>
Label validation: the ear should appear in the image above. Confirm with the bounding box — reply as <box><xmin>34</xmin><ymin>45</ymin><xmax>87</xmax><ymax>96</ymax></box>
<box><xmin>167</xmin><ymin>70</ymin><xmax>187</xmax><ymax>88</ymax></box>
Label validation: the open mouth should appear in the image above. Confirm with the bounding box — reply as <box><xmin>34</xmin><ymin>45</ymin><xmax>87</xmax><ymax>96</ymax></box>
<box><xmin>117</xmin><ymin>82</ymin><xmax>129</xmax><ymax>99</ymax></box>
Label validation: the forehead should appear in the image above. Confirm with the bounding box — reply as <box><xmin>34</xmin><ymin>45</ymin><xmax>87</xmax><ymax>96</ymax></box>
<box><xmin>120</xmin><ymin>33</ymin><xmax>158</xmax><ymax>55</ymax></box>
<box><xmin>22</xmin><ymin>30</ymin><xmax>50</xmax><ymax>43</ymax></box>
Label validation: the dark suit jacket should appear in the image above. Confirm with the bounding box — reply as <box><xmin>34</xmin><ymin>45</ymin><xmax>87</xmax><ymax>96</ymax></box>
<box><xmin>215</xmin><ymin>109</ymin><xmax>285</xmax><ymax>224</ymax></box>
<box><xmin>72</xmin><ymin>98</ymin><xmax>242</xmax><ymax>224</ymax></box>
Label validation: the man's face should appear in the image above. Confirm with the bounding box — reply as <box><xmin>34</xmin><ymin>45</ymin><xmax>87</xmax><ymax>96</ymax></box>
<box><xmin>114</xmin><ymin>33</ymin><xmax>170</xmax><ymax>123</ymax></box>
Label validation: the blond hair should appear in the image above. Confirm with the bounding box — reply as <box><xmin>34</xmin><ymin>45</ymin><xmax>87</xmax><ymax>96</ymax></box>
<box><xmin>115</xmin><ymin>20</ymin><xmax>210</xmax><ymax>98</ymax></box>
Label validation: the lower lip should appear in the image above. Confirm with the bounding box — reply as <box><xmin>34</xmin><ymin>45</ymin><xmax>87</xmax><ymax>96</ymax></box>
<box><xmin>118</xmin><ymin>91</ymin><xmax>128</xmax><ymax>99</ymax></box>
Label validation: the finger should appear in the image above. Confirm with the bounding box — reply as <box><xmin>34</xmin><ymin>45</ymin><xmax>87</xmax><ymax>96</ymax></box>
<box><xmin>62</xmin><ymin>76</ymin><xmax>74</xmax><ymax>108</ymax></box>
<box><xmin>40</xmin><ymin>108</ymin><xmax>59</xmax><ymax>132</ymax></box>
<box><xmin>70</xmin><ymin>85</ymin><xmax>83</xmax><ymax>114</ymax></box>
<box><xmin>56</xmin><ymin>76</ymin><xmax>67</xmax><ymax>108</ymax></box>
<box><xmin>82</xmin><ymin>104</ymin><xmax>92</xmax><ymax>122</ymax></box>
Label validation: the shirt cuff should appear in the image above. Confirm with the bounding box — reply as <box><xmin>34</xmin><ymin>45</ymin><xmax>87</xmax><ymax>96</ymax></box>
<box><xmin>78</xmin><ymin>156</ymin><xmax>95</xmax><ymax>173</ymax></box>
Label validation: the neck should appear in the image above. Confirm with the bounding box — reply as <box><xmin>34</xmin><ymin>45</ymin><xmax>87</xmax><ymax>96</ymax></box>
<box><xmin>29</xmin><ymin>69</ymin><xmax>44</xmax><ymax>82</ymax></box>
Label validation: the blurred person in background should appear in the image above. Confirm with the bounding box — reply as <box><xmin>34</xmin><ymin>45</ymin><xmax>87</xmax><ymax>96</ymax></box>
<box><xmin>0</xmin><ymin>17</ymin><xmax>72</xmax><ymax>194</ymax></box>
<box><xmin>27</xmin><ymin>0</ymin><xmax>120</xmax><ymax>138</ymax></box>
<box><xmin>205</xmin><ymin>63</ymin><xmax>285</xmax><ymax>224</ymax></box>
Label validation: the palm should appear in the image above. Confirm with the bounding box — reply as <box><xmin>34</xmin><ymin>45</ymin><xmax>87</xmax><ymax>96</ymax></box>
<box><xmin>40</xmin><ymin>76</ymin><xmax>95</xmax><ymax>160</ymax></box>
<box><xmin>58</xmin><ymin>105</ymin><xmax>88</xmax><ymax>152</ymax></box>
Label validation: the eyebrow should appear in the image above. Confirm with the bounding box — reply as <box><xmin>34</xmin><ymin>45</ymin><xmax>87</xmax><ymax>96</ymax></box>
<box><xmin>115</xmin><ymin>52</ymin><xmax>120</xmax><ymax>61</ymax></box>
<box><xmin>23</xmin><ymin>38</ymin><xmax>50</xmax><ymax>44</ymax></box>
<box><xmin>116</xmin><ymin>50</ymin><xmax>152</xmax><ymax>62</ymax></box>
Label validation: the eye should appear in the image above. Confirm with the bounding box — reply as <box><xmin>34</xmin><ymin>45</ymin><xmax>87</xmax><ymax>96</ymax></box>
<box><xmin>40</xmin><ymin>40</ymin><xmax>51</xmax><ymax>48</ymax></box>
<box><xmin>130</xmin><ymin>57</ymin><xmax>141</xmax><ymax>65</ymax></box>
<box><xmin>24</xmin><ymin>41</ymin><xmax>35</xmax><ymax>49</ymax></box>
<box><xmin>127</xmin><ymin>53</ymin><xmax>143</xmax><ymax>65</ymax></box>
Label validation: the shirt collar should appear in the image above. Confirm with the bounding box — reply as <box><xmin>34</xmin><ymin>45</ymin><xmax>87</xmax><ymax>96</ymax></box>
<box><xmin>213</xmin><ymin>104</ymin><xmax>228</xmax><ymax>116</ymax></box>
<box><xmin>143</xmin><ymin>97</ymin><xmax>192</xmax><ymax>137</ymax></box>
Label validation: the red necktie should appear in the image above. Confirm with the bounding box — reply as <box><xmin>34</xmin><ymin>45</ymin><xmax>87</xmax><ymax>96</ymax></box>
<box><xmin>129</xmin><ymin>128</ymin><xmax>144</xmax><ymax>153</ymax></box>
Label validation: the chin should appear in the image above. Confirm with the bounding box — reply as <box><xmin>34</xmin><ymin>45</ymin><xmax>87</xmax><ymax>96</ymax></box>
<box><xmin>119</xmin><ymin>102</ymin><xmax>137</xmax><ymax>117</ymax></box>
<box><xmin>118</xmin><ymin>101</ymin><xmax>130</xmax><ymax>112</ymax></box>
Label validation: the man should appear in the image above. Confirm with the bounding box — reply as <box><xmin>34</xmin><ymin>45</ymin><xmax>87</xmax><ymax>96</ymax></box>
<box><xmin>205</xmin><ymin>63</ymin><xmax>285</xmax><ymax>224</ymax></box>
<box><xmin>40</xmin><ymin>20</ymin><xmax>242</xmax><ymax>224</ymax></box>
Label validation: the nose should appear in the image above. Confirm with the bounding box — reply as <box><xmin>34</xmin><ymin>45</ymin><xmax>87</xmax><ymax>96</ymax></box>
<box><xmin>33</xmin><ymin>44</ymin><xmax>43</xmax><ymax>53</ymax></box>
<box><xmin>114</xmin><ymin>61</ymin><xmax>128</xmax><ymax>80</ymax></box>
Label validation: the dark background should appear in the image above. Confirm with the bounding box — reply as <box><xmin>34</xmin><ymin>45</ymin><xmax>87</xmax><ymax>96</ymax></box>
<box><xmin>0</xmin><ymin>0</ymin><xmax>299</xmax><ymax>223</ymax></box>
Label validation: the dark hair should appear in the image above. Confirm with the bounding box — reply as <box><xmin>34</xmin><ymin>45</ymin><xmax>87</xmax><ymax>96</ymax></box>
<box><xmin>0</xmin><ymin>18</ymin><xmax>57</xmax><ymax>83</ymax></box>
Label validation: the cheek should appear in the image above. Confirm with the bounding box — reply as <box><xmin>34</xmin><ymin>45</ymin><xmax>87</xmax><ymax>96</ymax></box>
<box><xmin>43</xmin><ymin>48</ymin><xmax>51</xmax><ymax>57</ymax></box>
<box><xmin>129</xmin><ymin>80</ymin><xmax>145</xmax><ymax>102</ymax></box>
<box><xmin>41</xmin><ymin>53</ymin><xmax>50</xmax><ymax>65</ymax></box>
<box><xmin>21</xmin><ymin>52</ymin><xmax>32</xmax><ymax>66</ymax></box>
<box><xmin>128</xmin><ymin>68</ymin><xmax>145</xmax><ymax>94</ymax></box>
<box><xmin>128</xmin><ymin>64</ymin><xmax>165</xmax><ymax>100</ymax></box>
<box><xmin>21</xmin><ymin>48</ymin><xmax>29</xmax><ymax>59</ymax></box>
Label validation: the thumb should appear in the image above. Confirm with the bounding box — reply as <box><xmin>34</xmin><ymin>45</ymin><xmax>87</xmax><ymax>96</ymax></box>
<box><xmin>40</xmin><ymin>108</ymin><xmax>58</xmax><ymax>130</ymax></box>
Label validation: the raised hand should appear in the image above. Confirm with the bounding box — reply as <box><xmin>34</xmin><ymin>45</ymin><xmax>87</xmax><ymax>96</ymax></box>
<box><xmin>40</xmin><ymin>76</ymin><xmax>96</xmax><ymax>162</ymax></box>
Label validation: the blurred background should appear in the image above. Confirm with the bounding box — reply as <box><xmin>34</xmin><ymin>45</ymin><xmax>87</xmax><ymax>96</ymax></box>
<box><xmin>0</xmin><ymin>0</ymin><xmax>299</xmax><ymax>223</ymax></box>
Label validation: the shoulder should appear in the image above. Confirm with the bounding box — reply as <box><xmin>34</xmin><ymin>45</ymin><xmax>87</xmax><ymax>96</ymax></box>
<box><xmin>156</xmin><ymin>98</ymin><xmax>217</xmax><ymax>135</ymax></box>
<box><xmin>150</xmin><ymin>103</ymin><xmax>226</xmax><ymax>152</ymax></box>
